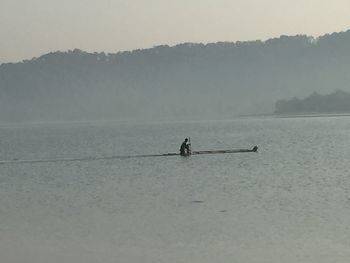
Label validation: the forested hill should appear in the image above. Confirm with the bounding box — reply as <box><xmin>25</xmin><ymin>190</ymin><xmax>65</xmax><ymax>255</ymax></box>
<box><xmin>275</xmin><ymin>90</ymin><xmax>350</xmax><ymax>114</ymax></box>
<box><xmin>2</xmin><ymin>30</ymin><xmax>350</xmax><ymax>121</ymax></box>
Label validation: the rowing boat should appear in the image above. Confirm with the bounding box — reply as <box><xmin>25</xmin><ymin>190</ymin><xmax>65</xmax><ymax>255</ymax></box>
<box><xmin>142</xmin><ymin>145</ymin><xmax>258</xmax><ymax>157</ymax></box>
<box><xmin>192</xmin><ymin>146</ymin><xmax>258</xmax><ymax>155</ymax></box>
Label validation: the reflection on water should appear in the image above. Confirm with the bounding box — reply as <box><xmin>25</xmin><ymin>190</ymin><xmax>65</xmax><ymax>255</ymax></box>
<box><xmin>1</xmin><ymin>117</ymin><xmax>350</xmax><ymax>263</ymax></box>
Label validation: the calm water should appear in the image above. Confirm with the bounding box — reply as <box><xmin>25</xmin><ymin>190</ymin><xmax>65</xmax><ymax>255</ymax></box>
<box><xmin>1</xmin><ymin>117</ymin><xmax>350</xmax><ymax>263</ymax></box>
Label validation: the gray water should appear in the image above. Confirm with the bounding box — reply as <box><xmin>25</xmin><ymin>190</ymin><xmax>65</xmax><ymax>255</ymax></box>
<box><xmin>1</xmin><ymin>117</ymin><xmax>350</xmax><ymax>263</ymax></box>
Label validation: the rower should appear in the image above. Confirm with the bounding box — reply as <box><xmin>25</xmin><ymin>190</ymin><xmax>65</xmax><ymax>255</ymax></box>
<box><xmin>180</xmin><ymin>138</ymin><xmax>190</xmax><ymax>156</ymax></box>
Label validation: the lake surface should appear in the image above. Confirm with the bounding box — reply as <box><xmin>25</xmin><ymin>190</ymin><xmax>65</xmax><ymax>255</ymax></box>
<box><xmin>1</xmin><ymin>117</ymin><xmax>350</xmax><ymax>263</ymax></box>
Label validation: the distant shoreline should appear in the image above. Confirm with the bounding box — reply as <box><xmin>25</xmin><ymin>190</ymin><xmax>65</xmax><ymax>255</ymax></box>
<box><xmin>275</xmin><ymin>113</ymin><xmax>350</xmax><ymax>119</ymax></box>
<box><xmin>240</xmin><ymin>112</ymin><xmax>350</xmax><ymax>119</ymax></box>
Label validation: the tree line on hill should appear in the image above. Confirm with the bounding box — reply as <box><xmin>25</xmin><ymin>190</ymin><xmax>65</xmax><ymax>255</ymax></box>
<box><xmin>275</xmin><ymin>90</ymin><xmax>350</xmax><ymax>114</ymax></box>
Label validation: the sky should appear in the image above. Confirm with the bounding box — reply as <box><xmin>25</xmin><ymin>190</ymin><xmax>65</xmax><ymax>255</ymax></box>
<box><xmin>1</xmin><ymin>0</ymin><xmax>350</xmax><ymax>63</ymax></box>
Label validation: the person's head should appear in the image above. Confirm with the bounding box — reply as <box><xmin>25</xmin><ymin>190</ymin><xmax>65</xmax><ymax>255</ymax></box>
<box><xmin>185</xmin><ymin>138</ymin><xmax>188</xmax><ymax>142</ymax></box>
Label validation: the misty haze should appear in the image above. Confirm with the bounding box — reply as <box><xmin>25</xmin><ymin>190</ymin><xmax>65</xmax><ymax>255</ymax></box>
<box><xmin>3</xmin><ymin>2</ymin><xmax>350</xmax><ymax>260</ymax></box>
<box><xmin>2</xmin><ymin>30</ymin><xmax>350</xmax><ymax>122</ymax></box>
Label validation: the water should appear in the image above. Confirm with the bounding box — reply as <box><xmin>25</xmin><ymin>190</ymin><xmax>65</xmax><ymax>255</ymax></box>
<box><xmin>1</xmin><ymin>117</ymin><xmax>350</xmax><ymax>263</ymax></box>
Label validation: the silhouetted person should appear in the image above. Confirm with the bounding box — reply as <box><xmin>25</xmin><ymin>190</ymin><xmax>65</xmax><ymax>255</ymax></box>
<box><xmin>180</xmin><ymin>138</ymin><xmax>190</xmax><ymax>156</ymax></box>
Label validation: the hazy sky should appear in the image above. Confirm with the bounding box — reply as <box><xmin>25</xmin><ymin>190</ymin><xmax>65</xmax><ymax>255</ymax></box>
<box><xmin>1</xmin><ymin>0</ymin><xmax>350</xmax><ymax>63</ymax></box>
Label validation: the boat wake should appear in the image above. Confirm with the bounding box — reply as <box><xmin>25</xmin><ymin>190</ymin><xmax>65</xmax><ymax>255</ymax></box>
<box><xmin>0</xmin><ymin>146</ymin><xmax>258</xmax><ymax>165</ymax></box>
